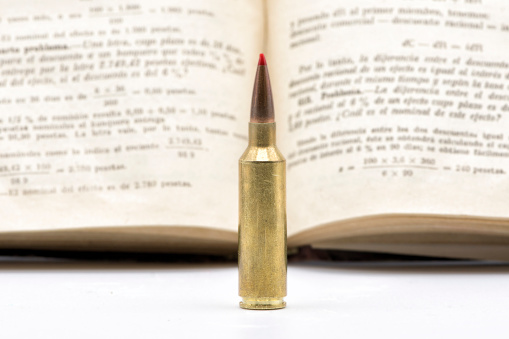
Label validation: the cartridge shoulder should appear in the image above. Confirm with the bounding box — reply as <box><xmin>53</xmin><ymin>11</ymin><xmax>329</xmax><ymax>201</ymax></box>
<box><xmin>239</xmin><ymin>146</ymin><xmax>285</xmax><ymax>163</ymax></box>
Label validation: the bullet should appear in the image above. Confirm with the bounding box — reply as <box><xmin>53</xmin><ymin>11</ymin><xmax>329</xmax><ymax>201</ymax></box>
<box><xmin>238</xmin><ymin>54</ymin><xmax>287</xmax><ymax>310</ymax></box>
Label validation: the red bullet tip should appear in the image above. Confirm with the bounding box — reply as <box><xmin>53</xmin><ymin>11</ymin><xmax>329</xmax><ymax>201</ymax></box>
<box><xmin>258</xmin><ymin>53</ymin><xmax>267</xmax><ymax>66</ymax></box>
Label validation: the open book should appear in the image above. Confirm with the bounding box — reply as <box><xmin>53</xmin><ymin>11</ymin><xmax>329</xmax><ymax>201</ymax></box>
<box><xmin>2</xmin><ymin>0</ymin><xmax>509</xmax><ymax>261</ymax></box>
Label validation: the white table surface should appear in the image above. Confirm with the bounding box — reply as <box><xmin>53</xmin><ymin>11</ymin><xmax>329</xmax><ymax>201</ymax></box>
<box><xmin>1</xmin><ymin>258</ymin><xmax>508</xmax><ymax>339</ymax></box>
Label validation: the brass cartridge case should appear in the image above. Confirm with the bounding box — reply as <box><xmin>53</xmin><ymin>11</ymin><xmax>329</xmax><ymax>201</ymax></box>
<box><xmin>238</xmin><ymin>122</ymin><xmax>287</xmax><ymax>310</ymax></box>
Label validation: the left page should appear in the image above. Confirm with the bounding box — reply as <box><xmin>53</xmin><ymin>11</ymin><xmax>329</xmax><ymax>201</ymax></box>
<box><xmin>0</xmin><ymin>0</ymin><xmax>263</xmax><ymax>233</ymax></box>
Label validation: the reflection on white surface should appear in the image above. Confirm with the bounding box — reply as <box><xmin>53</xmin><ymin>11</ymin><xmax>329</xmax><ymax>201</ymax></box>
<box><xmin>0</xmin><ymin>261</ymin><xmax>508</xmax><ymax>339</ymax></box>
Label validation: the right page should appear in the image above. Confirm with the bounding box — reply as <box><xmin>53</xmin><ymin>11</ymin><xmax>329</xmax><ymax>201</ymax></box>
<box><xmin>266</xmin><ymin>0</ymin><xmax>509</xmax><ymax>237</ymax></box>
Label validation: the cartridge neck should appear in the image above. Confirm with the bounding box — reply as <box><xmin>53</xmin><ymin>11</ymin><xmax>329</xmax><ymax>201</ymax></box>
<box><xmin>248</xmin><ymin>122</ymin><xmax>276</xmax><ymax>147</ymax></box>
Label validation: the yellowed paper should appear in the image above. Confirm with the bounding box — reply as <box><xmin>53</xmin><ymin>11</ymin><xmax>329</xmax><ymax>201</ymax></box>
<box><xmin>0</xmin><ymin>0</ymin><xmax>263</xmax><ymax>232</ymax></box>
<box><xmin>267</xmin><ymin>0</ymin><xmax>509</xmax><ymax>236</ymax></box>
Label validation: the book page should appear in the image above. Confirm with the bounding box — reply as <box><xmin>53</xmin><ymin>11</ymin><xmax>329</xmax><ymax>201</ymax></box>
<box><xmin>266</xmin><ymin>0</ymin><xmax>509</xmax><ymax>235</ymax></box>
<box><xmin>0</xmin><ymin>0</ymin><xmax>263</xmax><ymax>232</ymax></box>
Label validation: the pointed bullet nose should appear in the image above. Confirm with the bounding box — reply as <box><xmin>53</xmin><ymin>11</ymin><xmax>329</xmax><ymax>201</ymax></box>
<box><xmin>251</xmin><ymin>54</ymin><xmax>274</xmax><ymax>123</ymax></box>
<box><xmin>258</xmin><ymin>53</ymin><xmax>267</xmax><ymax>66</ymax></box>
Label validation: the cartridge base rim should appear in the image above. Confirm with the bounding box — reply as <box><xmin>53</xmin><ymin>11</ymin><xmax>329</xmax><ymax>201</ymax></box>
<box><xmin>239</xmin><ymin>298</ymin><xmax>286</xmax><ymax>310</ymax></box>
